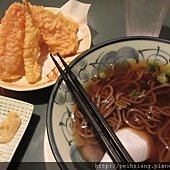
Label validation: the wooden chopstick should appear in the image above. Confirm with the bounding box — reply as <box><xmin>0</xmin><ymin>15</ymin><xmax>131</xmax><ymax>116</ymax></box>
<box><xmin>50</xmin><ymin>53</ymin><xmax>134</xmax><ymax>163</ymax></box>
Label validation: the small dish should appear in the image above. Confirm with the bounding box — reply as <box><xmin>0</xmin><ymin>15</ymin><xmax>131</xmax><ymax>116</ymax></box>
<box><xmin>0</xmin><ymin>7</ymin><xmax>91</xmax><ymax>91</ymax></box>
<box><xmin>0</xmin><ymin>95</ymin><xmax>34</xmax><ymax>169</ymax></box>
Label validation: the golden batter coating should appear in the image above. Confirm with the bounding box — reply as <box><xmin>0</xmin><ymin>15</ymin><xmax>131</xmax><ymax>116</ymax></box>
<box><xmin>0</xmin><ymin>3</ymin><xmax>25</xmax><ymax>81</ymax></box>
<box><xmin>30</xmin><ymin>4</ymin><xmax>79</xmax><ymax>57</ymax></box>
<box><xmin>0</xmin><ymin>0</ymin><xmax>80</xmax><ymax>84</ymax></box>
<box><xmin>23</xmin><ymin>0</ymin><xmax>41</xmax><ymax>84</ymax></box>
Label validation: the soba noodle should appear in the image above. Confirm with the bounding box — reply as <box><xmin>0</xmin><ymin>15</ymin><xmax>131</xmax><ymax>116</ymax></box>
<box><xmin>73</xmin><ymin>64</ymin><xmax>170</xmax><ymax>162</ymax></box>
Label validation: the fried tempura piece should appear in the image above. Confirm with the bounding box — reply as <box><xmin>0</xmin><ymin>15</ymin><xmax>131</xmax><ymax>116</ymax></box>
<box><xmin>0</xmin><ymin>3</ymin><xmax>25</xmax><ymax>81</ymax></box>
<box><xmin>23</xmin><ymin>0</ymin><xmax>41</xmax><ymax>84</ymax></box>
<box><xmin>30</xmin><ymin>4</ymin><xmax>79</xmax><ymax>57</ymax></box>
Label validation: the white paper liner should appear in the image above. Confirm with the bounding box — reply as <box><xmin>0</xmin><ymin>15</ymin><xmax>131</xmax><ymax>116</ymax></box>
<box><xmin>41</xmin><ymin>0</ymin><xmax>91</xmax><ymax>77</ymax></box>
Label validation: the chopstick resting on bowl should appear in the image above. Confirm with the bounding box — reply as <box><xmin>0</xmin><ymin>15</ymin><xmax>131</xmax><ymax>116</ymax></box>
<box><xmin>50</xmin><ymin>53</ymin><xmax>134</xmax><ymax>163</ymax></box>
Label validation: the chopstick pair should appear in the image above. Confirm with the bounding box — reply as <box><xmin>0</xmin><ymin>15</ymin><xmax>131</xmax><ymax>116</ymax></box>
<box><xmin>50</xmin><ymin>53</ymin><xmax>134</xmax><ymax>163</ymax></box>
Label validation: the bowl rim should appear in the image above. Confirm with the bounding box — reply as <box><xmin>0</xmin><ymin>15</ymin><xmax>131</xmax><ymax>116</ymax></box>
<box><xmin>46</xmin><ymin>36</ymin><xmax>170</xmax><ymax>170</ymax></box>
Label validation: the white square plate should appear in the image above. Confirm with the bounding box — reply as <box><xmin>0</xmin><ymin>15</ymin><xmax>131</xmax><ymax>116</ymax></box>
<box><xmin>0</xmin><ymin>95</ymin><xmax>34</xmax><ymax>169</ymax></box>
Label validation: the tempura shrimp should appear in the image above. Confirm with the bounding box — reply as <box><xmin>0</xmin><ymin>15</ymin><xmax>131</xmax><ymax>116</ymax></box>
<box><xmin>23</xmin><ymin>0</ymin><xmax>41</xmax><ymax>84</ymax></box>
<box><xmin>30</xmin><ymin>4</ymin><xmax>79</xmax><ymax>57</ymax></box>
<box><xmin>0</xmin><ymin>3</ymin><xmax>25</xmax><ymax>81</ymax></box>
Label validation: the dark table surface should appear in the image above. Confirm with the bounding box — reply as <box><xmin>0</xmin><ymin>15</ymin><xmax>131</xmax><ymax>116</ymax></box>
<box><xmin>1</xmin><ymin>0</ymin><xmax>170</xmax><ymax>169</ymax></box>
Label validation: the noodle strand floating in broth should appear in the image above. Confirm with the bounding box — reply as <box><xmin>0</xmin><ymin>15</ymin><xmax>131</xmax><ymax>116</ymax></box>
<box><xmin>73</xmin><ymin>63</ymin><xmax>170</xmax><ymax>162</ymax></box>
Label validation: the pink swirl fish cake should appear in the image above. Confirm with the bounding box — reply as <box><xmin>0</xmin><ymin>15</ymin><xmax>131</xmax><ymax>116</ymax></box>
<box><xmin>0</xmin><ymin>3</ymin><xmax>25</xmax><ymax>81</ymax></box>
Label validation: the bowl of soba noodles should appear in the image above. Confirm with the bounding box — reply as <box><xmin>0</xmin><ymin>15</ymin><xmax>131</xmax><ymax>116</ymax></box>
<box><xmin>47</xmin><ymin>37</ymin><xmax>170</xmax><ymax>170</ymax></box>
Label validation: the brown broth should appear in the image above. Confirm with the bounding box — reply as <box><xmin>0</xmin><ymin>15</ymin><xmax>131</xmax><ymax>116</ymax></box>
<box><xmin>72</xmin><ymin>62</ymin><xmax>170</xmax><ymax>162</ymax></box>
